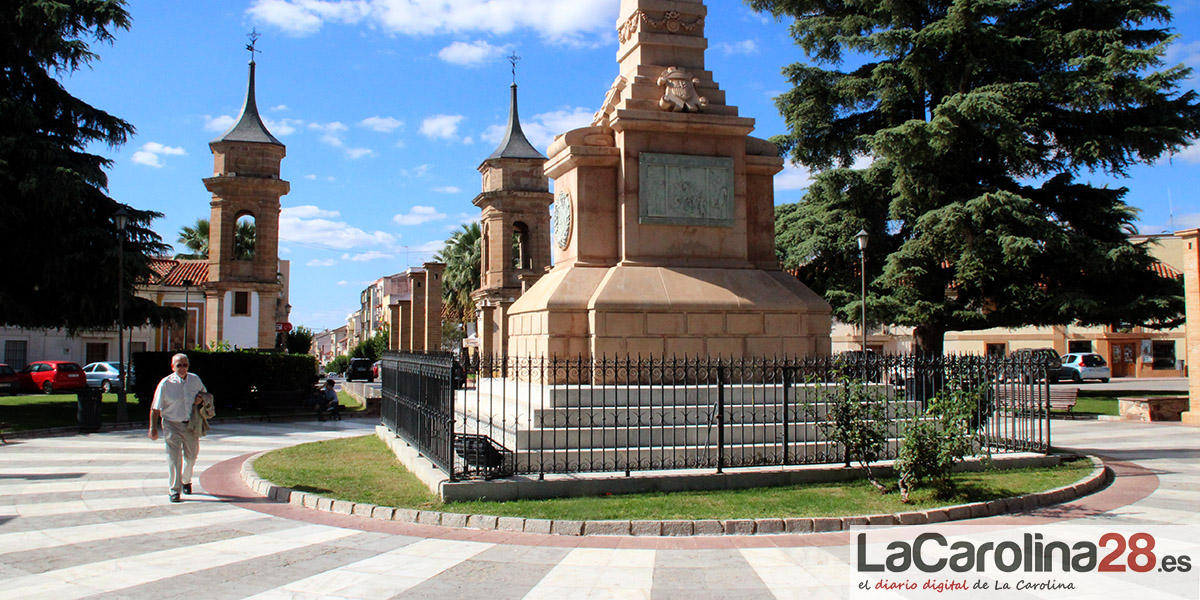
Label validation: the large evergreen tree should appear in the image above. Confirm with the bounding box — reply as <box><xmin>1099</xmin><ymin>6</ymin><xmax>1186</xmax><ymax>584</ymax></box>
<box><xmin>751</xmin><ymin>0</ymin><xmax>1199</xmax><ymax>355</ymax></box>
<box><xmin>1</xmin><ymin>0</ymin><xmax>176</xmax><ymax>331</ymax></box>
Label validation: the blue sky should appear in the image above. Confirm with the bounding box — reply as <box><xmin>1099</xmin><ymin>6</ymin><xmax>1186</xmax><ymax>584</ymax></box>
<box><xmin>65</xmin><ymin>0</ymin><xmax>1200</xmax><ymax>332</ymax></box>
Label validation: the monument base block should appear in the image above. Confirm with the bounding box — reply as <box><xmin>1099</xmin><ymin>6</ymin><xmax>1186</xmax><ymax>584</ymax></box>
<box><xmin>508</xmin><ymin>264</ymin><xmax>831</xmax><ymax>361</ymax></box>
<box><xmin>1182</xmin><ymin>411</ymin><xmax>1200</xmax><ymax>427</ymax></box>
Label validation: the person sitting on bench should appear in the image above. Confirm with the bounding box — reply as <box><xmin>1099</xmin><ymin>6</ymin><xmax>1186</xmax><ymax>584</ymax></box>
<box><xmin>318</xmin><ymin>379</ymin><xmax>341</xmax><ymax>421</ymax></box>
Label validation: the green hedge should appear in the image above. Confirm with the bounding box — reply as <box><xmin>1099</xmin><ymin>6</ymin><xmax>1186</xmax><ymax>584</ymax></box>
<box><xmin>132</xmin><ymin>351</ymin><xmax>318</xmax><ymax>410</ymax></box>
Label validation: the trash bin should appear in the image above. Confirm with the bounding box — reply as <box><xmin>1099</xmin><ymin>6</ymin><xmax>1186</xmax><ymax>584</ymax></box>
<box><xmin>76</xmin><ymin>388</ymin><xmax>102</xmax><ymax>433</ymax></box>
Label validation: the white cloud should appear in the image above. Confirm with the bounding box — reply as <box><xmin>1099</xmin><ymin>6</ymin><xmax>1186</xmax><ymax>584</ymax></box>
<box><xmin>1168</xmin><ymin>40</ymin><xmax>1200</xmax><ymax>69</ymax></box>
<box><xmin>247</xmin><ymin>0</ymin><xmax>372</xmax><ymax>35</ymax></box>
<box><xmin>394</xmin><ymin>205</ymin><xmax>448</xmax><ymax>226</ymax></box>
<box><xmin>204</xmin><ymin>114</ymin><xmax>301</xmax><ymax>136</ymax></box>
<box><xmin>438</xmin><ymin>40</ymin><xmax>509</xmax><ymax>67</ymax></box>
<box><xmin>203</xmin><ymin>114</ymin><xmax>237</xmax><ymax>132</ymax></box>
<box><xmin>304</xmin><ymin>174</ymin><xmax>318</xmax><ymax>180</ymax></box>
<box><xmin>481</xmin><ymin>106</ymin><xmax>592</xmax><ymax>151</ymax></box>
<box><xmin>774</xmin><ymin>163</ymin><xmax>814</xmax><ymax>192</ymax></box>
<box><xmin>400</xmin><ymin>164</ymin><xmax>431</xmax><ymax>178</ymax></box>
<box><xmin>246</xmin><ymin>0</ymin><xmax>616</xmax><ymax>42</ymax></box>
<box><xmin>337</xmin><ymin>280</ymin><xmax>349</xmax><ymax>286</ymax></box>
<box><xmin>309</xmin><ymin>121</ymin><xmax>348</xmax><ymax>147</ymax></box>
<box><xmin>280</xmin><ymin>205</ymin><xmax>397</xmax><ymax>249</ymax></box>
<box><xmin>1172</xmin><ymin>143</ymin><xmax>1200</xmax><ymax>164</ymax></box>
<box><xmin>287</xmin><ymin>205</ymin><xmax>341</xmax><ymax>219</ymax></box>
<box><xmin>265</xmin><ymin>118</ymin><xmax>303</xmax><ymax>136</ymax></box>
<box><xmin>346</xmin><ymin>147</ymin><xmax>376</xmax><ymax>159</ymax></box>
<box><xmin>307</xmin><ymin>258</ymin><xmax>339</xmax><ymax>267</ymax></box>
<box><xmin>359</xmin><ymin>116</ymin><xmax>404</xmax><ymax>132</ymax></box>
<box><xmin>433</xmin><ymin>186</ymin><xmax>461</xmax><ymax>194</ymax></box>
<box><xmin>342</xmin><ymin>251</ymin><xmax>393</xmax><ymax>262</ymax></box>
<box><xmin>411</xmin><ymin>240</ymin><xmax>445</xmax><ymax>253</ymax></box>
<box><xmin>420</xmin><ymin>114</ymin><xmax>466</xmax><ymax>140</ymax></box>
<box><xmin>272</xmin><ymin>104</ymin><xmax>289</xmax><ymax>111</ymax></box>
<box><xmin>131</xmin><ymin>142</ymin><xmax>187</xmax><ymax>168</ymax></box>
<box><xmin>715</xmin><ymin>40</ymin><xmax>759</xmax><ymax>55</ymax></box>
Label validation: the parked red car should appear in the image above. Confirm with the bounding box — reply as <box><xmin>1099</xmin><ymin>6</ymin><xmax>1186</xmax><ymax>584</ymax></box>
<box><xmin>18</xmin><ymin>361</ymin><xmax>87</xmax><ymax>394</ymax></box>
<box><xmin>0</xmin><ymin>364</ymin><xmax>18</xmax><ymax>395</ymax></box>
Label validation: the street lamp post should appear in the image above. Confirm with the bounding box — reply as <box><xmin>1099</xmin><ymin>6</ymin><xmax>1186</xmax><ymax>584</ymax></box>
<box><xmin>181</xmin><ymin>279</ymin><xmax>193</xmax><ymax>351</ymax></box>
<box><xmin>113</xmin><ymin>207</ymin><xmax>130</xmax><ymax>423</ymax></box>
<box><xmin>856</xmin><ymin>229</ymin><xmax>869</xmax><ymax>355</ymax></box>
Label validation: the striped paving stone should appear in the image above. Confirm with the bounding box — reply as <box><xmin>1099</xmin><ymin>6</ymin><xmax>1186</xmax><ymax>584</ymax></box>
<box><xmin>0</xmin><ymin>418</ymin><xmax>1195</xmax><ymax>599</ymax></box>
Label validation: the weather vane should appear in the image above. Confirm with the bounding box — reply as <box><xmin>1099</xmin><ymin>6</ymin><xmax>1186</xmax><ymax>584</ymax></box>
<box><xmin>246</xmin><ymin>28</ymin><xmax>262</xmax><ymax>61</ymax></box>
<box><xmin>508</xmin><ymin>52</ymin><xmax>521</xmax><ymax>84</ymax></box>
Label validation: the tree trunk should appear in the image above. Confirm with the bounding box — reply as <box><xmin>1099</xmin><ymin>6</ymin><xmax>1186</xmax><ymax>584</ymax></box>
<box><xmin>912</xmin><ymin>324</ymin><xmax>945</xmax><ymax>357</ymax></box>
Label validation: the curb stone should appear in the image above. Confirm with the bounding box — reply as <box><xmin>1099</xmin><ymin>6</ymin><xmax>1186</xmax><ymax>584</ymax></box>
<box><xmin>241</xmin><ymin>452</ymin><xmax>1110</xmax><ymax>537</ymax></box>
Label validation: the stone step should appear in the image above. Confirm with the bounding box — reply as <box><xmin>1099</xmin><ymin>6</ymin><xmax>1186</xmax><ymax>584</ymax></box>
<box><xmin>504</xmin><ymin>440</ymin><xmax>905</xmax><ymax>473</ymax></box>
<box><xmin>461</xmin><ymin>382</ymin><xmax>907</xmax><ymax>409</ymax></box>
<box><xmin>530</xmin><ymin>400</ymin><xmax>923</xmax><ymax>427</ymax></box>
<box><xmin>514</xmin><ymin>422</ymin><xmax>907</xmax><ymax>450</ymax></box>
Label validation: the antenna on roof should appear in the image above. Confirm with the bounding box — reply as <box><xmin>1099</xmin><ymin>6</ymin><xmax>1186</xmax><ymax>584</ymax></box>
<box><xmin>1168</xmin><ymin>189</ymin><xmax>1175</xmax><ymax>232</ymax></box>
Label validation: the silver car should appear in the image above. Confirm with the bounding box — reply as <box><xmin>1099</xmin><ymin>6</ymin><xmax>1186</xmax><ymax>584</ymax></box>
<box><xmin>83</xmin><ymin>361</ymin><xmax>133</xmax><ymax>392</ymax></box>
<box><xmin>1060</xmin><ymin>353</ymin><xmax>1110</xmax><ymax>383</ymax></box>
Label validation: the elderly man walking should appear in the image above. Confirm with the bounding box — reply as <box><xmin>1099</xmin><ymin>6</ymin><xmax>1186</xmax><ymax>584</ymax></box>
<box><xmin>149</xmin><ymin>353</ymin><xmax>209</xmax><ymax>503</ymax></box>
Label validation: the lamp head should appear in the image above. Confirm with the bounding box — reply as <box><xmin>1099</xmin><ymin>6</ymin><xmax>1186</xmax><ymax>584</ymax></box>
<box><xmin>113</xmin><ymin>207</ymin><xmax>131</xmax><ymax>232</ymax></box>
<box><xmin>855</xmin><ymin>229</ymin><xmax>869</xmax><ymax>251</ymax></box>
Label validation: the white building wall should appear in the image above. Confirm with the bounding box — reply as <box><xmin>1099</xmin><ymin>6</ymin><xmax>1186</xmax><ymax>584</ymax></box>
<box><xmin>222</xmin><ymin>291</ymin><xmax>259</xmax><ymax>349</ymax></box>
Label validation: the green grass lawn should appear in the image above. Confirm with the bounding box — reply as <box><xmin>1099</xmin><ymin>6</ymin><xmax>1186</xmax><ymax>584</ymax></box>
<box><xmin>0</xmin><ymin>392</ymin><xmax>146</xmax><ymax>431</ymax></box>
<box><xmin>254</xmin><ymin>435</ymin><xmax>1094</xmax><ymax>521</ymax></box>
<box><xmin>1069</xmin><ymin>389</ymin><xmax>1182</xmax><ymax>417</ymax></box>
<box><xmin>0</xmin><ymin>388</ymin><xmax>365</xmax><ymax>432</ymax></box>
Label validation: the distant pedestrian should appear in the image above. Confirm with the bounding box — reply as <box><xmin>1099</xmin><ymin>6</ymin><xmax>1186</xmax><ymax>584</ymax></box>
<box><xmin>319</xmin><ymin>378</ymin><xmax>340</xmax><ymax>421</ymax></box>
<box><xmin>149</xmin><ymin>353</ymin><xmax>209</xmax><ymax>503</ymax></box>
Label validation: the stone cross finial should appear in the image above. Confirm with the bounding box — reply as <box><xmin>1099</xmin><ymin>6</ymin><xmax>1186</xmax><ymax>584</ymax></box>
<box><xmin>246</xmin><ymin>28</ymin><xmax>262</xmax><ymax>62</ymax></box>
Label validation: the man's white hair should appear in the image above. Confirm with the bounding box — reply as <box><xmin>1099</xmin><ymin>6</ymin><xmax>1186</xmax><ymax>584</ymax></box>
<box><xmin>171</xmin><ymin>353</ymin><xmax>189</xmax><ymax>366</ymax></box>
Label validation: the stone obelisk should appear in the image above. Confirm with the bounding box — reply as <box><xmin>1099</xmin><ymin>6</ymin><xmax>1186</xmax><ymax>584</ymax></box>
<box><xmin>507</xmin><ymin>0</ymin><xmax>832</xmax><ymax>360</ymax></box>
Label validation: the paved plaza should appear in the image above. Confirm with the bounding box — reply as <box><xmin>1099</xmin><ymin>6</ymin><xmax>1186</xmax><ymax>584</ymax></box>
<box><xmin>0</xmin><ymin>417</ymin><xmax>1197</xmax><ymax>599</ymax></box>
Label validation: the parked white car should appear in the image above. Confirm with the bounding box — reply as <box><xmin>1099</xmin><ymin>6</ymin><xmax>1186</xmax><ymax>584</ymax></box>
<box><xmin>1060</xmin><ymin>353</ymin><xmax>1110</xmax><ymax>383</ymax></box>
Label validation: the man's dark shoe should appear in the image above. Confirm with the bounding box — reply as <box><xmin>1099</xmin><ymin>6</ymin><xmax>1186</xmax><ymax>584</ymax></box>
<box><xmin>182</xmin><ymin>483</ymin><xmax>192</xmax><ymax>494</ymax></box>
<box><xmin>169</xmin><ymin>493</ymin><xmax>181</xmax><ymax>503</ymax></box>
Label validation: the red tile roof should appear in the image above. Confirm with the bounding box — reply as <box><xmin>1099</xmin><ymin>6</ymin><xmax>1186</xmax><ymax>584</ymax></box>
<box><xmin>1152</xmin><ymin>261</ymin><xmax>1183</xmax><ymax>280</ymax></box>
<box><xmin>145</xmin><ymin>258</ymin><xmax>209</xmax><ymax>286</ymax></box>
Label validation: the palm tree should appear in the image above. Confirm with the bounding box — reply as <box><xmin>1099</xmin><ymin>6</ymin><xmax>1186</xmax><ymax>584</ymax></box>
<box><xmin>435</xmin><ymin>222</ymin><xmax>481</xmax><ymax>329</ymax></box>
<box><xmin>176</xmin><ymin>219</ymin><xmax>209</xmax><ymax>259</ymax></box>
<box><xmin>234</xmin><ymin>220</ymin><xmax>255</xmax><ymax>260</ymax></box>
<box><xmin>174</xmin><ymin>218</ymin><xmax>255</xmax><ymax>260</ymax></box>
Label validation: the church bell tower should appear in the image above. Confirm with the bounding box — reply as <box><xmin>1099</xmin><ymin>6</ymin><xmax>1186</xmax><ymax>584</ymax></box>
<box><xmin>472</xmin><ymin>59</ymin><xmax>553</xmax><ymax>358</ymax></box>
<box><xmin>202</xmin><ymin>33</ymin><xmax>289</xmax><ymax>349</ymax></box>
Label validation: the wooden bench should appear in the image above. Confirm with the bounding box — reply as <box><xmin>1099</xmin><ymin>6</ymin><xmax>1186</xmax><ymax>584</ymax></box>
<box><xmin>994</xmin><ymin>386</ymin><xmax>1078</xmax><ymax>417</ymax></box>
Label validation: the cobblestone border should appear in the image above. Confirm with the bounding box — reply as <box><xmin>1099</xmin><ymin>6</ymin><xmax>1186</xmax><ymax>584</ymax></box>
<box><xmin>242</xmin><ymin>454</ymin><xmax>1110</xmax><ymax>537</ymax></box>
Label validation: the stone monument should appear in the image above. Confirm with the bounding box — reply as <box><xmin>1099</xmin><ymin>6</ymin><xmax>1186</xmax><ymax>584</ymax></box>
<box><xmin>506</xmin><ymin>0</ymin><xmax>831</xmax><ymax>360</ymax></box>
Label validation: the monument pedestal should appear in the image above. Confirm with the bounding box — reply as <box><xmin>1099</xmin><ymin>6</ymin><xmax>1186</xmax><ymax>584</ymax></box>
<box><xmin>507</xmin><ymin>0</ymin><xmax>830</xmax><ymax>367</ymax></box>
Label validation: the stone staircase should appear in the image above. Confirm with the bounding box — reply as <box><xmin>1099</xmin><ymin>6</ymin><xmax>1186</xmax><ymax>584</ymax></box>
<box><xmin>454</xmin><ymin>381</ymin><xmax>921</xmax><ymax>474</ymax></box>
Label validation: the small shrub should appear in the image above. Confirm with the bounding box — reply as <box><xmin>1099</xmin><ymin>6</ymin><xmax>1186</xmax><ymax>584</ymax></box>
<box><xmin>896</xmin><ymin>379</ymin><xmax>992</xmax><ymax>502</ymax></box>
<box><xmin>809</xmin><ymin>376</ymin><xmax>891</xmax><ymax>493</ymax></box>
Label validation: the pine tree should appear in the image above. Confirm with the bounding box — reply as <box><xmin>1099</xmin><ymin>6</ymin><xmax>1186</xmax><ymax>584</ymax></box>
<box><xmin>751</xmin><ymin>0</ymin><xmax>1200</xmax><ymax>355</ymax></box>
<box><xmin>1</xmin><ymin>0</ymin><xmax>175</xmax><ymax>330</ymax></box>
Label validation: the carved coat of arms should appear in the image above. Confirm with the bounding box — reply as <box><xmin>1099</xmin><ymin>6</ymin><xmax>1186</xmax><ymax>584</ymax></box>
<box><xmin>657</xmin><ymin>66</ymin><xmax>708</xmax><ymax>113</ymax></box>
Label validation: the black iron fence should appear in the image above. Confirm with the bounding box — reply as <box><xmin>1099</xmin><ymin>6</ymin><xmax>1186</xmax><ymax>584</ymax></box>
<box><xmin>381</xmin><ymin>352</ymin><xmax>1054</xmax><ymax>481</ymax></box>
